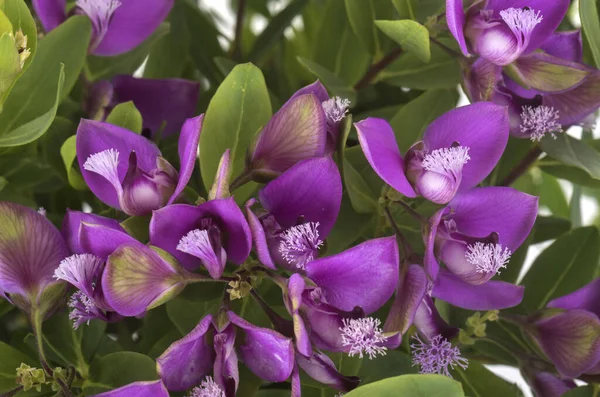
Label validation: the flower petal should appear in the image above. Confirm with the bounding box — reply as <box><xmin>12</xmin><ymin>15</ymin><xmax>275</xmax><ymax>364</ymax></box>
<box><xmin>111</xmin><ymin>76</ymin><xmax>200</xmax><ymax>138</ymax></box>
<box><xmin>422</xmin><ymin>103</ymin><xmax>509</xmax><ymax>190</ymax></box>
<box><xmin>102</xmin><ymin>243</ymin><xmax>186</xmax><ymax>316</ymax></box>
<box><xmin>32</xmin><ymin>0</ymin><xmax>66</xmax><ymax>32</ymax></box>
<box><xmin>541</xmin><ymin>31</ymin><xmax>583</xmax><ymax>63</ymax></box>
<box><xmin>93</xmin><ymin>0</ymin><xmax>174</xmax><ymax>56</ymax></box>
<box><xmin>286</xmin><ymin>274</ymin><xmax>312</xmax><ymax>356</ymax></box>
<box><xmin>510</xmin><ymin>52</ymin><xmax>590</xmax><ymax>93</ymax></box>
<box><xmin>250</xmin><ymin>94</ymin><xmax>327</xmax><ymax>174</ymax></box>
<box><xmin>289</xmin><ymin>80</ymin><xmax>330</xmax><ymax>103</ymax></box>
<box><xmin>384</xmin><ymin>265</ymin><xmax>429</xmax><ymax>335</ymax></box>
<box><xmin>168</xmin><ymin>114</ymin><xmax>203</xmax><ymax>205</ymax></box>
<box><xmin>543</xmin><ymin>71</ymin><xmax>600</xmax><ymax>125</ymax></box>
<box><xmin>355</xmin><ymin>118</ymin><xmax>416</xmax><ymax>198</ymax></box>
<box><xmin>464</xmin><ymin>58</ymin><xmax>502</xmax><ymax>102</ymax></box>
<box><xmin>0</xmin><ymin>202</ymin><xmax>69</xmax><ymax>296</ymax></box>
<box><xmin>90</xmin><ymin>380</ymin><xmax>169</xmax><ymax>397</ymax></box>
<box><xmin>208</xmin><ymin>149</ymin><xmax>232</xmax><ymax>201</ymax></box>
<box><xmin>413</xmin><ymin>296</ymin><xmax>458</xmax><ymax>341</ymax></box>
<box><xmin>156</xmin><ymin>315</ymin><xmax>215</xmax><ymax>391</ymax></box>
<box><xmin>531</xmin><ymin>372</ymin><xmax>576</xmax><ymax>397</ymax></box>
<box><xmin>449</xmin><ymin>187</ymin><xmax>538</xmax><ymax>251</ymax></box>
<box><xmin>532</xmin><ymin>309</ymin><xmax>600</xmax><ymax>378</ymax></box>
<box><xmin>446</xmin><ymin>0</ymin><xmax>469</xmax><ymax>56</ymax></box>
<box><xmin>548</xmin><ymin>278</ymin><xmax>600</xmax><ymax>318</ymax></box>
<box><xmin>296</xmin><ymin>351</ymin><xmax>360</xmax><ymax>392</ymax></box>
<box><xmin>213</xmin><ymin>324</ymin><xmax>239</xmax><ymax>392</ymax></box>
<box><xmin>227</xmin><ymin>311</ymin><xmax>295</xmax><ymax>382</ymax></box>
<box><xmin>259</xmin><ymin>156</ymin><xmax>342</xmax><ymax>237</ymax></box>
<box><xmin>76</xmin><ymin>119</ymin><xmax>161</xmax><ymax>209</ymax></box>
<box><xmin>424</xmin><ymin>207</ymin><xmax>447</xmax><ymax>280</ymax></box>
<box><xmin>305</xmin><ymin>237</ymin><xmax>399</xmax><ymax>314</ymax></box>
<box><xmin>244</xmin><ymin>199</ymin><xmax>276</xmax><ymax>270</ymax></box>
<box><xmin>79</xmin><ymin>223</ymin><xmax>138</xmax><ymax>260</ymax></box>
<box><xmin>150</xmin><ymin>199</ymin><xmax>251</xmax><ymax>271</ymax></box>
<box><xmin>485</xmin><ymin>0</ymin><xmax>570</xmax><ymax>53</ymax></box>
<box><xmin>62</xmin><ymin>210</ymin><xmax>125</xmax><ymax>254</ymax></box>
<box><xmin>432</xmin><ymin>269</ymin><xmax>524</xmax><ymax>310</ymax></box>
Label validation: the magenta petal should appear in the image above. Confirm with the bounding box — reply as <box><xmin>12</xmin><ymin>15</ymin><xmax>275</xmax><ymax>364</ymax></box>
<box><xmin>227</xmin><ymin>311</ymin><xmax>295</xmax><ymax>382</ymax></box>
<box><xmin>76</xmin><ymin>119</ymin><xmax>161</xmax><ymax>209</ymax></box>
<box><xmin>213</xmin><ymin>324</ymin><xmax>239</xmax><ymax>392</ymax></box>
<box><xmin>157</xmin><ymin>315</ymin><xmax>215</xmax><ymax>391</ymax></box>
<box><xmin>296</xmin><ymin>351</ymin><xmax>360</xmax><ymax>392</ymax></box>
<box><xmin>244</xmin><ymin>199</ymin><xmax>276</xmax><ymax>270</ymax></box>
<box><xmin>111</xmin><ymin>76</ymin><xmax>200</xmax><ymax>138</ymax></box>
<box><xmin>62</xmin><ymin>210</ymin><xmax>125</xmax><ymax>254</ymax></box>
<box><xmin>79</xmin><ymin>223</ymin><xmax>137</xmax><ymax>260</ymax></box>
<box><xmin>250</xmin><ymin>94</ymin><xmax>327</xmax><ymax>174</ymax></box>
<box><xmin>413</xmin><ymin>296</ymin><xmax>457</xmax><ymax>341</ymax></box>
<box><xmin>355</xmin><ymin>118</ymin><xmax>416</xmax><ymax>198</ymax></box>
<box><xmin>384</xmin><ymin>265</ymin><xmax>428</xmax><ymax>334</ymax></box>
<box><xmin>548</xmin><ymin>278</ymin><xmax>600</xmax><ymax>318</ymax></box>
<box><xmin>532</xmin><ymin>372</ymin><xmax>576</xmax><ymax>397</ymax></box>
<box><xmin>424</xmin><ymin>208</ymin><xmax>446</xmax><ymax>280</ymax></box>
<box><xmin>150</xmin><ymin>199</ymin><xmax>251</xmax><ymax>271</ymax></box>
<box><xmin>289</xmin><ymin>80</ymin><xmax>330</xmax><ymax>103</ymax></box>
<box><xmin>449</xmin><ymin>187</ymin><xmax>538</xmax><ymax>251</ymax></box>
<box><xmin>287</xmin><ymin>274</ymin><xmax>312</xmax><ymax>356</ymax></box>
<box><xmin>541</xmin><ymin>31</ymin><xmax>583</xmax><ymax>63</ymax></box>
<box><xmin>432</xmin><ymin>269</ymin><xmax>524</xmax><ymax>310</ymax></box>
<box><xmin>168</xmin><ymin>114</ymin><xmax>203</xmax><ymax>205</ymax></box>
<box><xmin>464</xmin><ymin>58</ymin><xmax>503</xmax><ymax>102</ymax></box>
<box><xmin>90</xmin><ymin>380</ymin><xmax>169</xmax><ymax>397</ymax></box>
<box><xmin>532</xmin><ymin>309</ymin><xmax>600</xmax><ymax>378</ymax></box>
<box><xmin>259</xmin><ymin>156</ymin><xmax>342</xmax><ymax>237</ymax></box>
<box><xmin>305</xmin><ymin>237</ymin><xmax>399</xmax><ymax>314</ymax></box>
<box><xmin>543</xmin><ymin>71</ymin><xmax>600</xmax><ymax>125</ymax></box>
<box><xmin>93</xmin><ymin>0</ymin><xmax>173</xmax><ymax>56</ymax></box>
<box><xmin>486</xmin><ymin>0</ymin><xmax>570</xmax><ymax>53</ymax></box>
<box><xmin>446</xmin><ymin>0</ymin><xmax>469</xmax><ymax>56</ymax></box>
<box><xmin>423</xmin><ymin>103</ymin><xmax>509</xmax><ymax>190</ymax></box>
<box><xmin>0</xmin><ymin>202</ymin><xmax>69</xmax><ymax>296</ymax></box>
<box><xmin>102</xmin><ymin>243</ymin><xmax>185</xmax><ymax>316</ymax></box>
<box><xmin>32</xmin><ymin>0</ymin><xmax>66</xmax><ymax>32</ymax></box>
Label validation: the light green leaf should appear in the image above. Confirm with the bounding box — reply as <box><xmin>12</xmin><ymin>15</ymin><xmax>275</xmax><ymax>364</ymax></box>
<box><xmin>506</xmin><ymin>55</ymin><xmax>589</xmax><ymax>92</ymax></box>
<box><xmin>60</xmin><ymin>135</ymin><xmax>87</xmax><ymax>191</ymax></box>
<box><xmin>580</xmin><ymin>0</ymin><xmax>600</xmax><ymax>68</ymax></box>
<box><xmin>199</xmin><ymin>63</ymin><xmax>272</xmax><ymax>204</ymax></box>
<box><xmin>297</xmin><ymin>57</ymin><xmax>357</xmax><ymax>102</ymax></box>
<box><xmin>106</xmin><ymin>101</ymin><xmax>143</xmax><ymax>134</ymax></box>
<box><xmin>375</xmin><ymin>20</ymin><xmax>431</xmax><ymax>62</ymax></box>
<box><xmin>345</xmin><ymin>374</ymin><xmax>464</xmax><ymax>397</ymax></box>
<box><xmin>0</xmin><ymin>0</ymin><xmax>38</xmax><ymax>71</ymax></box>
<box><xmin>541</xmin><ymin>134</ymin><xmax>600</xmax><ymax>181</ymax></box>
<box><xmin>0</xmin><ymin>15</ymin><xmax>90</xmax><ymax>146</ymax></box>
<box><xmin>0</xmin><ymin>32</ymin><xmax>23</xmax><ymax>111</ymax></box>
<box><xmin>390</xmin><ymin>88</ymin><xmax>458</xmax><ymax>152</ymax></box>
<box><xmin>521</xmin><ymin>226</ymin><xmax>600</xmax><ymax>311</ymax></box>
<box><xmin>82</xmin><ymin>352</ymin><xmax>158</xmax><ymax>396</ymax></box>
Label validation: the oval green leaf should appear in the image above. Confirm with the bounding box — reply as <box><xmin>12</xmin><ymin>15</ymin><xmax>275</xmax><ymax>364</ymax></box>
<box><xmin>345</xmin><ymin>374</ymin><xmax>465</xmax><ymax>397</ymax></box>
<box><xmin>375</xmin><ymin>20</ymin><xmax>431</xmax><ymax>63</ymax></box>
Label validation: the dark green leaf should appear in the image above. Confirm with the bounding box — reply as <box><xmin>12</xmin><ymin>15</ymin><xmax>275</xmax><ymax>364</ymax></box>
<box><xmin>579</xmin><ymin>0</ymin><xmax>600</xmax><ymax>68</ymax></box>
<box><xmin>392</xmin><ymin>0</ymin><xmax>445</xmax><ymax>22</ymax></box>
<box><xmin>563</xmin><ymin>386</ymin><xmax>596</xmax><ymax>397</ymax></box>
<box><xmin>297</xmin><ymin>57</ymin><xmax>357</xmax><ymax>102</ymax></box>
<box><xmin>60</xmin><ymin>135</ymin><xmax>87</xmax><ymax>191</ymax></box>
<box><xmin>345</xmin><ymin>0</ymin><xmax>395</xmax><ymax>56</ymax></box>
<box><xmin>120</xmin><ymin>215</ymin><xmax>151</xmax><ymax>242</ymax></box>
<box><xmin>452</xmin><ymin>361</ymin><xmax>524</xmax><ymax>397</ymax></box>
<box><xmin>358</xmin><ymin>350</ymin><xmax>416</xmax><ymax>384</ymax></box>
<box><xmin>0</xmin><ymin>341</ymin><xmax>36</xmax><ymax>393</ymax></box>
<box><xmin>532</xmin><ymin>216</ymin><xmax>571</xmax><ymax>244</ymax></box>
<box><xmin>541</xmin><ymin>134</ymin><xmax>600</xmax><ymax>181</ymax></box>
<box><xmin>82</xmin><ymin>352</ymin><xmax>158</xmax><ymax>395</ymax></box>
<box><xmin>521</xmin><ymin>226</ymin><xmax>600</xmax><ymax>311</ymax></box>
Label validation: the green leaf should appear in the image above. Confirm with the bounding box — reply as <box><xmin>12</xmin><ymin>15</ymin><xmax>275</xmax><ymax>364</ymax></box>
<box><xmin>0</xmin><ymin>15</ymin><xmax>91</xmax><ymax>146</ymax></box>
<box><xmin>0</xmin><ymin>64</ymin><xmax>64</xmax><ymax>147</ymax></box>
<box><xmin>297</xmin><ymin>56</ymin><xmax>357</xmax><ymax>102</ymax></box>
<box><xmin>358</xmin><ymin>350</ymin><xmax>416</xmax><ymax>384</ymax></box>
<box><xmin>539</xmin><ymin>173</ymin><xmax>569</xmax><ymax>218</ymax></box>
<box><xmin>0</xmin><ymin>0</ymin><xmax>37</xmax><ymax>70</ymax></box>
<box><xmin>60</xmin><ymin>135</ymin><xmax>88</xmax><ymax>191</ymax></box>
<box><xmin>199</xmin><ymin>63</ymin><xmax>272</xmax><ymax>204</ymax></box>
<box><xmin>344</xmin><ymin>0</ymin><xmax>395</xmax><ymax>56</ymax></box>
<box><xmin>0</xmin><ymin>175</ymin><xmax>6</xmax><ymax>192</ymax></box>
<box><xmin>249</xmin><ymin>0</ymin><xmax>310</xmax><ymax>64</ymax></box>
<box><xmin>389</xmin><ymin>88</ymin><xmax>458</xmax><ymax>152</ymax></box>
<box><xmin>377</xmin><ymin>39</ymin><xmax>461</xmax><ymax>89</ymax></box>
<box><xmin>375</xmin><ymin>20</ymin><xmax>431</xmax><ymax>62</ymax></box>
<box><xmin>105</xmin><ymin>101</ymin><xmax>143</xmax><ymax>134</ymax></box>
<box><xmin>521</xmin><ymin>226</ymin><xmax>600</xmax><ymax>311</ymax></box>
<box><xmin>532</xmin><ymin>215</ymin><xmax>571</xmax><ymax>244</ymax></box>
<box><xmin>343</xmin><ymin>158</ymin><xmax>379</xmax><ymax>213</ymax></box>
<box><xmin>392</xmin><ymin>0</ymin><xmax>445</xmax><ymax>22</ymax></box>
<box><xmin>120</xmin><ymin>215</ymin><xmax>151</xmax><ymax>242</ymax></box>
<box><xmin>580</xmin><ymin>0</ymin><xmax>600</xmax><ymax>68</ymax></box>
<box><xmin>82</xmin><ymin>352</ymin><xmax>158</xmax><ymax>395</ymax></box>
<box><xmin>452</xmin><ymin>362</ymin><xmax>524</xmax><ymax>397</ymax></box>
<box><xmin>166</xmin><ymin>295</ymin><xmax>220</xmax><ymax>336</ymax></box>
<box><xmin>326</xmin><ymin>192</ymin><xmax>375</xmax><ymax>254</ymax></box>
<box><xmin>506</xmin><ymin>56</ymin><xmax>589</xmax><ymax>92</ymax></box>
<box><xmin>86</xmin><ymin>23</ymin><xmax>170</xmax><ymax>81</ymax></box>
<box><xmin>345</xmin><ymin>374</ymin><xmax>464</xmax><ymax>396</ymax></box>
<box><xmin>539</xmin><ymin>162</ymin><xmax>600</xmax><ymax>188</ymax></box>
<box><xmin>0</xmin><ymin>32</ymin><xmax>22</xmax><ymax>110</ymax></box>
<box><xmin>0</xmin><ymin>341</ymin><xmax>36</xmax><ymax>393</ymax></box>
<box><xmin>563</xmin><ymin>386</ymin><xmax>596</xmax><ymax>397</ymax></box>
<box><xmin>541</xmin><ymin>134</ymin><xmax>600</xmax><ymax>182</ymax></box>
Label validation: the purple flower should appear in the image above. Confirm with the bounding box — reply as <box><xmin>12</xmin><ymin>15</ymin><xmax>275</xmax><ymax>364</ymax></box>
<box><xmin>156</xmin><ymin>312</ymin><xmax>295</xmax><ymax>392</ymax></box>
<box><xmin>0</xmin><ymin>202</ymin><xmax>69</xmax><ymax>315</ymax></box>
<box><xmin>447</xmin><ymin>0</ymin><xmax>569</xmax><ymax>66</ymax></box>
<box><xmin>76</xmin><ymin>114</ymin><xmax>202</xmax><ymax>216</ymax></box>
<box><xmin>356</xmin><ymin>103</ymin><xmax>509</xmax><ymax>204</ymax></box>
<box><xmin>149</xmin><ymin>197</ymin><xmax>252</xmax><ymax>278</ymax></box>
<box><xmin>411</xmin><ymin>334</ymin><xmax>468</xmax><ymax>377</ymax></box>
<box><xmin>32</xmin><ymin>0</ymin><xmax>173</xmax><ymax>56</ymax></box>
<box><xmin>424</xmin><ymin>187</ymin><xmax>537</xmax><ymax>310</ymax></box>
<box><xmin>62</xmin><ymin>210</ymin><xmax>126</xmax><ymax>255</ymax></box>
<box><xmin>525</xmin><ymin>278</ymin><xmax>600</xmax><ymax>378</ymax></box>
<box><xmin>245</xmin><ymin>156</ymin><xmax>342</xmax><ymax>270</ymax></box>
<box><xmin>85</xmin><ymin>75</ymin><xmax>200</xmax><ymax>139</ymax></box>
<box><xmin>248</xmin><ymin>81</ymin><xmax>351</xmax><ymax>177</ymax></box>
<box><xmin>530</xmin><ymin>372</ymin><xmax>576</xmax><ymax>397</ymax></box>
<box><xmin>90</xmin><ymin>380</ymin><xmax>169</xmax><ymax>397</ymax></box>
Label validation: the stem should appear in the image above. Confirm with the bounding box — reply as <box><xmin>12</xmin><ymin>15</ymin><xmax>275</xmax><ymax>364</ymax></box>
<box><xmin>353</xmin><ymin>47</ymin><xmax>404</xmax><ymax>91</ymax></box>
<box><xmin>429</xmin><ymin>36</ymin><xmax>463</xmax><ymax>59</ymax></box>
<box><xmin>232</xmin><ymin>0</ymin><xmax>247</xmax><ymax>60</ymax></box>
<box><xmin>384</xmin><ymin>205</ymin><xmax>413</xmax><ymax>258</ymax></box>
<box><xmin>499</xmin><ymin>146</ymin><xmax>542</xmax><ymax>186</ymax></box>
<box><xmin>391</xmin><ymin>199</ymin><xmax>427</xmax><ymax>223</ymax></box>
<box><xmin>0</xmin><ymin>386</ymin><xmax>23</xmax><ymax>397</ymax></box>
<box><xmin>229</xmin><ymin>171</ymin><xmax>252</xmax><ymax>192</ymax></box>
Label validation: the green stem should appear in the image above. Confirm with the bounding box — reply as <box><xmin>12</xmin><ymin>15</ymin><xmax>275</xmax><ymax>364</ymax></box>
<box><xmin>383</xmin><ymin>205</ymin><xmax>413</xmax><ymax>258</ymax></box>
<box><xmin>0</xmin><ymin>385</ymin><xmax>23</xmax><ymax>397</ymax></box>
<box><xmin>497</xmin><ymin>319</ymin><xmax>532</xmax><ymax>353</ymax></box>
<box><xmin>229</xmin><ymin>171</ymin><xmax>252</xmax><ymax>192</ymax></box>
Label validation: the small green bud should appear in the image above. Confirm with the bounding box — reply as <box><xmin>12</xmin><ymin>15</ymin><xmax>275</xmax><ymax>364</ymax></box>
<box><xmin>486</xmin><ymin>310</ymin><xmax>500</xmax><ymax>322</ymax></box>
<box><xmin>16</xmin><ymin>363</ymin><xmax>45</xmax><ymax>392</ymax></box>
<box><xmin>466</xmin><ymin>312</ymin><xmax>482</xmax><ymax>327</ymax></box>
<box><xmin>474</xmin><ymin>323</ymin><xmax>487</xmax><ymax>337</ymax></box>
<box><xmin>458</xmin><ymin>329</ymin><xmax>475</xmax><ymax>345</ymax></box>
